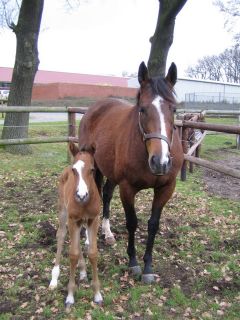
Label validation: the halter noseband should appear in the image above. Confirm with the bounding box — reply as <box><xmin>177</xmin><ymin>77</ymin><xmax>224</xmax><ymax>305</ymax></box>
<box><xmin>138</xmin><ymin>112</ymin><xmax>173</xmax><ymax>149</ymax></box>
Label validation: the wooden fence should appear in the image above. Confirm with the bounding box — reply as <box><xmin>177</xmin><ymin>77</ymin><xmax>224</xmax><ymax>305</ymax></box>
<box><xmin>0</xmin><ymin>106</ymin><xmax>240</xmax><ymax>180</ymax></box>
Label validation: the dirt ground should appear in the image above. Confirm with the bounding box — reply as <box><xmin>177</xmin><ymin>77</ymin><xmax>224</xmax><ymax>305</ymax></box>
<box><xmin>203</xmin><ymin>149</ymin><xmax>240</xmax><ymax>201</ymax></box>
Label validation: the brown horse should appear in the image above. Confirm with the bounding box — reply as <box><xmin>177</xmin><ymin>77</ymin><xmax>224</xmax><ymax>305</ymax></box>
<box><xmin>78</xmin><ymin>62</ymin><xmax>184</xmax><ymax>283</ymax></box>
<box><xmin>49</xmin><ymin>142</ymin><xmax>103</xmax><ymax>309</ymax></box>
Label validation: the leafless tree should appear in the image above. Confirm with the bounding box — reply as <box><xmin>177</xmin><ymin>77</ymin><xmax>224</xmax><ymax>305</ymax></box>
<box><xmin>1</xmin><ymin>0</ymin><xmax>44</xmax><ymax>154</ymax></box>
<box><xmin>215</xmin><ymin>0</ymin><xmax>240</xmax><ymax>45</ymax></box>
<box><xmin>186</xmin><ymin>45</ymin><xmax>240</xmax><ymax>83</ymax></box>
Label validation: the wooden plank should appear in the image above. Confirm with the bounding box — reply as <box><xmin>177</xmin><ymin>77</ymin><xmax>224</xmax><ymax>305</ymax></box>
<box><xmin>184</xmin><ymin>154</ymin><xmax>240</xmax><ymax>179</ymax></box>
<box><xmin>182</xmin><ymin>120</ymin><xmax>240</xmax><ymax>134</ymax></box>
<box><xmin>177</xmin><ymin>109</ymin><xmax>240</xmax><ymax>115</ymax></box>
<box><xmin>187</xmin><ymin>131</ymin><xmax>207</xmax><ymax>156</ymax></box>
<box><xmin>0</xmin><ymin>106</ymin><xmax>68</xmax><ymax>112</ymax></box>
<box><xmin>0</xmin><ymin>136</ymin><xmax>70</xmax><ymax>145</ymax></box>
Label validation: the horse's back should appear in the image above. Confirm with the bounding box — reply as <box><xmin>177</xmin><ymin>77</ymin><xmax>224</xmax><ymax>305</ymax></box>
<box><xmin>79</xmin><ymin>98</ymin><xmax>133</xmax><ymax>149</ymax></box>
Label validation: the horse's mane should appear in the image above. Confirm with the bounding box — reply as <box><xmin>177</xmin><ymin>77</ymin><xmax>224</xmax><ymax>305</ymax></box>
<box><xmin>136</xmin><ymin>77</ymin><xmax>176</xmax><ymax>106</ymax></box>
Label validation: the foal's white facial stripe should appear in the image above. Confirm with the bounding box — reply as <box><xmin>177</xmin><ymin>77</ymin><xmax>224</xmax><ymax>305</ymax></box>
<box><xmin>152</xmin><ymin>96</ymin><xmax>169</xmax><ymax>164</ymax></box>
<box><xmin>73</xmin><ymin>160</ymin><xmax>88</xmax><ymax>198</ymax></box>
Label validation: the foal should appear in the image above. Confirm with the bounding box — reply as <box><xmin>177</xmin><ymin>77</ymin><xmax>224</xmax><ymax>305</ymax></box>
<box><xmin>49</xmin><ymin>142</ymin><xmax>103</xmax><ymax>308</ymax></box>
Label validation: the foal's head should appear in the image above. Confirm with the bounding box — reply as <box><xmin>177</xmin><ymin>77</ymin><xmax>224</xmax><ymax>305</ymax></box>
<box><xmin>69</xmin><ymin>142</ymin><xmax>95</xmax><ymax>203</ymax></box>
<box><xmin>137</xmin><ymin>62</ymin><xmax>177</xmax><ymax>175</ymax></box>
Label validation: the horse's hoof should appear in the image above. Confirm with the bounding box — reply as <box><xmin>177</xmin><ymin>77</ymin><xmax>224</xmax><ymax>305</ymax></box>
<box><xmin>65</xmin><ymin>303</ymin><xmax>73</xmax><ymax>313</ymax></box>
<box><xmin>94</xmin><ymin>292</ymin><xmax>103</xmax><ymax>306</ymax></box>
<box><xmin>94</xmin><ymin>300</ymin><xmax>103</xmax><ymax>307</ymax></box>
<box><xmin>142</xmin><ymin>273</ymin><xmax>155</xmax><ymax>284</ymax></box>
<box><xmin>129</xmin><ymin>265</ymin><xmax>142</xmax><ymax>276</ymax></box>
<box><xmin>105</xmin><ymin>236</ymin><xmax>116</xmax><ymax>245</ymax></box>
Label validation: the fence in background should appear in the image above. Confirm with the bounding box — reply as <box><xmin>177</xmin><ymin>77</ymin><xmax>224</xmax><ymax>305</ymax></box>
<box><xmin>0</xmin><ymin>106</ymin><xmax>240</xmax><ymax>180</ymax></box>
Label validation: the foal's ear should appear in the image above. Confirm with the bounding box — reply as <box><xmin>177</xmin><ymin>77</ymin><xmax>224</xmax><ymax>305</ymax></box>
<box><xmin>138</xmin><ymin>61</ymin><xmax>149</xmax><ymax>85</ymax></box>
<box><xmin>69</xmin><ymin>141</ymin><xmax>79</xmax><ymax>157</ymax></box>
<box><xmin>165</xmin><ymin>62</ymin><xmax>177</xmax><ymax>87</ymax></box>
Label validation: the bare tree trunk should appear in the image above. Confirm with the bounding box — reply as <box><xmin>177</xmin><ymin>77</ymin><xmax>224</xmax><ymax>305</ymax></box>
<box><xmin>1</xmin><ymin>0</ymin><xmax>44</xmax><ymax>154</ymax></box>
<box><xmin>148</xmin><ymin>0</ymin><xmax>187</xmax><ymax>77</ymax></box>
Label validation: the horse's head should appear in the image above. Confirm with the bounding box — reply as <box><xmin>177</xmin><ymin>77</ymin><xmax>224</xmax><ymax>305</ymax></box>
<box><xmin>69</xmin><ymin>142</ymin><xmax>95</xmax><ymax>204</ymax></box>
<box><xmin>137</xmin><ymin>61</ymin><xmax>177</xmax><ymax>176</ymax></box>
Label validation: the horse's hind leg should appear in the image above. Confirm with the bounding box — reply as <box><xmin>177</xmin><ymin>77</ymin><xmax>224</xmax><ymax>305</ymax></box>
<box><xmin>102</xmin><ymin>179</ymin><xmax>116</xmax><ymax>245</ymax></box>
<box><xmin>119</xmin><ymin>183</ymin><xmax>141</xmax><ymax>277</ymax></box>
<box><xmin>49</xmin><ymin>207</ymin><xmax>67</xmax><ymax>289</ymax></box>
<box><xmin>142</xmin><ymin>181</ymin><xmax>176</xmax><ymax>284</ymax></box>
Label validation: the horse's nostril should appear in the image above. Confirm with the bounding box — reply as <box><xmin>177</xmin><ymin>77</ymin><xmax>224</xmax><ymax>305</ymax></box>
<box><xmin>151</xmin><ymin>155</ymin><xmax>159</xmax><ymax>167</ymax></box>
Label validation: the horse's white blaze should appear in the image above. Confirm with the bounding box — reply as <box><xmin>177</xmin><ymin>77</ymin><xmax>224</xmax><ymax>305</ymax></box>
<box><xmin>102</xmin><ymin>218</ymin><xmax>114</xmax><ymax>239</ymax></box>
<box><xmin>73</xmin><ymin>160</ymin><xmax>88</xmax><ymax>198</ymax></box>
<box><xmin>49</xmin><ymin>265</ymin><xmax>60</xmax><ymax>289</ymax></box>
<box><xmin>152</xmin><ymin>96</ymin><xmax>169</xmax><ymax>164</ymax></box>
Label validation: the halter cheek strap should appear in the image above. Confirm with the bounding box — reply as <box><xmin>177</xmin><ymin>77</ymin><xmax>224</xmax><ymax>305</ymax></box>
<box><xmin>138</xmin><ymin>112</ymin><xmax>173</xmax><ymax>149</ymax></box>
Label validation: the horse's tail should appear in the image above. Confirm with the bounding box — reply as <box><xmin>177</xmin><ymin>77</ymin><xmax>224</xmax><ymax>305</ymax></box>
<box><xmin>95</xmin><ymin>168</ymin><xmax>103</xmax><ymax>199</ymax></box>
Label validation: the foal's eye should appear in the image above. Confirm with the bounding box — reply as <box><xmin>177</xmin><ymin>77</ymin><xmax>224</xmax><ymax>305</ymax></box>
<box><xmin>72</xmin><ymin>168</ymin><xmax>78</xmax><ymax>175</ymax></box>
<box><xmin>89</xmin><ymin>168</ymin><xmax>95</xmax><ymax>175</ymax></box>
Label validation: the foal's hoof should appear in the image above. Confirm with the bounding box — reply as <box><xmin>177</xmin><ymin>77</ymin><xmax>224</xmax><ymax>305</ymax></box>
<box><xmin>105</xmin><ymin>236</ymin><xmax>116</xmax><ymax>246</ymax></box>
<box><xmin>129</xmin><ymin>265</ymin><xmax>142</xmax><ymax>279</ymax></box>
<box><xmin>142</xmin><ymin>273</ymin><xmax>156</xmax><ymax>284</ymax></box>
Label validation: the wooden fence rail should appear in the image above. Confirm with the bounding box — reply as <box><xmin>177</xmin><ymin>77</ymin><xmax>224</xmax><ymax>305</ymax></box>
<box><xmin>0</xmin><ymin>106</ymin><xmax>239</xmax><ymax>180</ymax></box>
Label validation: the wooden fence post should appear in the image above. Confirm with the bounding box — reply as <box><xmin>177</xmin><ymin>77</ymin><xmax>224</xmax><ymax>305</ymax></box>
<box><xmin>67</xmin><ymin>109</ymin><xmax>76</xmax><ymax>162</ymax></box>
<box><xmin>181</xmin><ymin>127</ymin><xmax>188</xmax><ymax>181</ymax></box>
<box><xmin>237</xmin><ymin>115</ymin><xmax>240</xmax><ymax>150</ymax></box>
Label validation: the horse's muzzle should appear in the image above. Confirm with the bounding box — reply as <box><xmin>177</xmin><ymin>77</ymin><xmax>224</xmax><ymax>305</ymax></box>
<box><xmin>149</xmin><ymin>155</ymin><xmax>172</xmax><ymax>176</ymax></box>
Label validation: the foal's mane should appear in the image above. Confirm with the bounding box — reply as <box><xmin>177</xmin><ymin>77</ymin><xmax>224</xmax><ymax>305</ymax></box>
<box><xmin>136</xmin><ymin>77</ymin><xmax>176</xmax><ymax>106</ymax></box>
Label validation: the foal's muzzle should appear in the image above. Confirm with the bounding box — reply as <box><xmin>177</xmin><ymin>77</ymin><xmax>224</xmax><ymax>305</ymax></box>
<box><xmin>75</xmin><ymin>191</ymin><xmax>89</xmax><ymax>203</ymax></box>
<box><xmin>149</xmin><ymin>155</ymin><xmax>172</xmax><ymax>176</ymax></box>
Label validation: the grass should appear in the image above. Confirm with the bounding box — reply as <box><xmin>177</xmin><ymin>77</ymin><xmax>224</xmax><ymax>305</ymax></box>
<box><xmin>0</xmin><ymin>116</ymin><xmax>240</xmax><ymax>319</ymax></box>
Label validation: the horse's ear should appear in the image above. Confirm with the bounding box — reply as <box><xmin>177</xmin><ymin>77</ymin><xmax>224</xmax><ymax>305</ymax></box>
<box><xmin>69</xmin><ymin>141</ymin><xmax>79</xmax><ymax>157</ymax></box>
<box><xmin>138</xmin><ymin>61</ymin><xmax>149</xmax><ymax>85</ymax></box>
<box><xmin>165</xmin><ymin>62</ymin><xmax>177</xmax><ymax>87</ymax></box>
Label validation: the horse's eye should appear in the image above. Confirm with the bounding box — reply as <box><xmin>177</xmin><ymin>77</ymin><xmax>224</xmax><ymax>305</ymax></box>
<box><xmin>140</xmin><ymin>107</ymin><xmax>146</xmax><ymax>114</ymax></box>
<box><xmin>89</xmin><ymin>167</ymin><xmax>95</xmax><ymax>175</ymax></box>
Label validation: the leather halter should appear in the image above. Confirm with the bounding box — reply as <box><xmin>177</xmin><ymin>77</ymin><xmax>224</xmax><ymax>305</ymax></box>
<box><xmin>138</xmin><ymin>112</ymin><xmax>173</xmax><ymax>149</ymax></box>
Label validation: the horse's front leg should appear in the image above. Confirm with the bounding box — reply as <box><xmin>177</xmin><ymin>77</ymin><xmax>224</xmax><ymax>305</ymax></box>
<box><xmin>142</xmin><ymin>181</ymin><xmax>176</xmax><ymax>284</ymax></box>
<box><xmin>102</xmin><ymin>179</ymin><xmax>116</xmax><ymax>245</ymax></box>
<box><xmin>119</xmin><ymin>182</ymin><xmax>141</xmax><ymax>276</ymax></box>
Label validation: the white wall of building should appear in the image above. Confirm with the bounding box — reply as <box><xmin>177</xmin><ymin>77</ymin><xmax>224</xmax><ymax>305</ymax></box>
<box><xmin>128</xmin><ymin>77</ymin><xmax>240</xmax><ymax>103</ymax></box>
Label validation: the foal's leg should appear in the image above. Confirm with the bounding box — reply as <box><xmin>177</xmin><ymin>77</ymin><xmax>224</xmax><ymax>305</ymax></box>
<box><xmin>49</xmin><ymin>207</ymin><xmax>67</xmax><ymax>289</ymax></box>
<box><xmin>119</xmin><ymin>182</ymin><xmax>141</xmax><ymax>276</ymax></box>
<box><xmin>87</xmin><ymin>216</ymin><xmax>103</xmax><ymax>304</ymax></box>
<box><xmin>79</xmin><ymin>226</ymin><xmax>88</xmax><ymax>281</ymax></box>
<box><xmin>65</xmin><ymin>219</ymin><xmax>81</xmax><ymax>309</ymax></box>
<box><xmin>142</xmin><ymin>181</ymin><xmax>176</xmax><ymax>284</ymax></box>
<box><xmin>102</xmin><ymin>179</ymin><xmax>116</xmax><ymax>244</ymax></box>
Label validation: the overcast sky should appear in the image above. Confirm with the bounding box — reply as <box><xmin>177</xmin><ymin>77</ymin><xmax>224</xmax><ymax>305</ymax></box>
<box><xmin>0</xmin><ymin>0</ymin><xmax>234</xmax><ymax>77</ymax></box>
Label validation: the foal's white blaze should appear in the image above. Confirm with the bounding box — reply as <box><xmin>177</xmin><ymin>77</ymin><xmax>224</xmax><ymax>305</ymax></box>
<box><xmin>73</xmin><ymin>160</ymin><xmax>88</xmax><ymax>199</ymax></box>
<box><xmin>152</xmin><ymin>96</ymin><xmax>169</xmax><ymax>164</ymax></box>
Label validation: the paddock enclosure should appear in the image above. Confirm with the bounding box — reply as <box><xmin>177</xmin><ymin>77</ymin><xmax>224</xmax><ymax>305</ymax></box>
<box><xmin>0</xmin><ymin>103</ymin><xmax>240</xmax><ymax>319</ymax></box>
